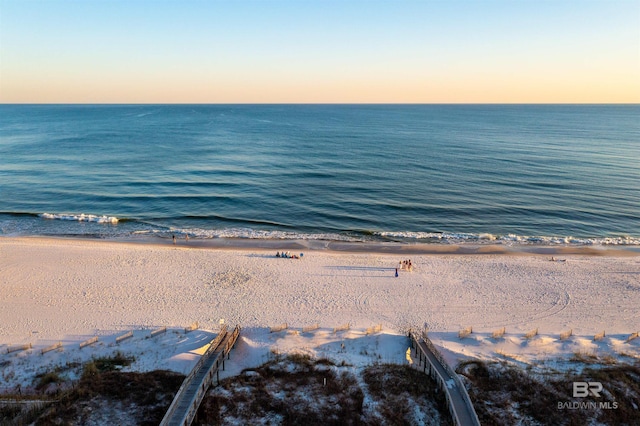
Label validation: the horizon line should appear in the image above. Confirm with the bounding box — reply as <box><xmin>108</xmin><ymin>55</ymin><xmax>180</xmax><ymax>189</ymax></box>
<box><xmin>2</xmin><ymin>102</ymin><xmax>639</xmax><ymax>106</ymax></box>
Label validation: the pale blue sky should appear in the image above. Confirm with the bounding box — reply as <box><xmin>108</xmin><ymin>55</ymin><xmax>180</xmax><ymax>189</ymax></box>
<box><xmin>1</xmin><ymin>0</ymin><xmax>638</xmax><ymax>103</ymax></box>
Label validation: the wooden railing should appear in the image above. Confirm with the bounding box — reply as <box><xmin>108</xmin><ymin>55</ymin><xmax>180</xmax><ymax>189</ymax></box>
<box><xmin>409</xmin><ymin>331</ymin><xmax>481</xmax><ymax>426</ymax></box>
<box><xmin>160</xmin><ymin>325</ymin><xmax>241</xmax><ymax>426</ymax></box>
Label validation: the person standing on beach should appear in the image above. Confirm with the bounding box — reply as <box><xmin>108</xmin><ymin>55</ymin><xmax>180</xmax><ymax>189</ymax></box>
<box><xmin>172</xmin><ymin>235</ymin><xmax>176</xmax><ymax>245</ymax></box>
<box><xmin>395</xmin><ymin>268</ymin><xmax>399</xmax><ymax>277</ymax></box>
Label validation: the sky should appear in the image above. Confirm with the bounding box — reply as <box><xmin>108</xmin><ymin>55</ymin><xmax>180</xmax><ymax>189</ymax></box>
<box><xmin>0</xmin><ymin>0</ymin><xmax>639</xmax><ymax>104</ymax></box>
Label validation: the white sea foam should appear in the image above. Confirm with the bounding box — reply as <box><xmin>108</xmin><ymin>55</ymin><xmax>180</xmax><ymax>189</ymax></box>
<box><xmin>376</xmin><ymin>231</ymin><xmax>499</xmax><ymax>242</ymax></box>
<box><xmin>132</xmin><ymin>227</ymin><xmax>363</xmax><ymax>242</ymax></box>
<box><xmin>375</xmin><ymin>231</ymin><xmax>640</xmax><ymax>246</ymax></box>
<box><xmin>40</xmin><ymin>213</ymin><xmax>119</xmax><ymax>224</ymax></box>
<box><xmin>175</xmin><ymin>227</ymin><xmax>362</xmax><ymax>242</ymax></box>
<box><xmin>41</xmin><ymin>217</ymin><xmax>639</xmax><ymax>246</ymax></box>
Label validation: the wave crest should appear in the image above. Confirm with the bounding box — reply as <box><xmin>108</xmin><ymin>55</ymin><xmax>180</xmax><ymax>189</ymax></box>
<box><xmin>40</xmin><ymin>213</ymin><xmax>119</xmax><ymax>224</ymax></box>
<box><xmin>375</xmin><ymin>231</ymin><xmax>640</xmax><ymax>246</ymax></box>
<box><xmin>136</xmin><ymin>227</ymin><xmax>362</xmax><ymax>242</ymax></box>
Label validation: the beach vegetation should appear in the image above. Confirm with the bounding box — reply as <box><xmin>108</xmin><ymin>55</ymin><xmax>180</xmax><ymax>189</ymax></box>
<box><xmin>34</xmin><ymin>371</ymin><xmax>63</xmax><ymax>391</ymax></box>
<box><xmin>0</xmin><ymin>354</ymin><xmax>182</xmax><ymax>426</ymax></box>
<box><xmin>570</xmin><ymin>351</ymin><xmax>599</xmax><ymax>364</ymax></box>
<box><xmin>79</xmin><ymin>351</ymin><xmax>135</xmax><ymax>380</ymax></box>
<box><xmin>362</xmin><ymin>363</ymin><xmax>451</xmax><ymax>425</ymax></box>
<box><xmin>458</xmin><ymin>359</ymin><xmax>640</xmax><ymax>425</ymax></box>
<box><xmin>2</xmin><ymin>352</ymin><xmax>637</xmax><ymax>425</ymax></box>
<box><xmin>198</xmin><ymin>355</ymin><xmax>450</xmax><ymax>425</ymax></box>
<box><xmin>92</xmin><ymin>351</ymin><xmax>135</xmax><ymax>372</ymax></box>
<box><xmin>34</xmin><ymin>368</ymin><xmax>184</xmax><ymax>426</ymax></box>
<box><xmin>314</xmin><ymin>357</ymin><xmax>336</xmax><ymax>366</ymax></box>
<box><xmin>0</xmin><ymin>404</ymin><xmax>22</xmax><ymax>422</ymax></box>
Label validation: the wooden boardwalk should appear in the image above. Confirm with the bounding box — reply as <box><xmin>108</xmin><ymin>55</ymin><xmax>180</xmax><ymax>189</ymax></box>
<box><xmin>410</xmin><ymin>333</ymin><xmax>481</xmax><ymax>426</ymax></box>
<box><xmin>160</xmin><ymin>325</ymin><xmax>241</xmax><ymax>426</ymax></box>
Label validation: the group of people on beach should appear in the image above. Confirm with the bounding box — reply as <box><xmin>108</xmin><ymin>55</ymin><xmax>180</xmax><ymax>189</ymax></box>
<box><xmin>398</xmin><ymin>259</ymin><xmax>413</xmax><ymax>271</ymax></box>
<box><xmin>276</xmin><ymin>251</ymin><xmax>302</xmax><ymax>259</ymax></box>
<box><xmin>395</xmin><ymin>259</ymin><xmax>414</xmax><ymax>277</ymax></box>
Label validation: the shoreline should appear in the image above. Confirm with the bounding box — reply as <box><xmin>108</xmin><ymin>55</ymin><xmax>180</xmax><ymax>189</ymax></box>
<box><xmin>4</xmin><ymin>235</ymin><xmax>640</xmax><ymax>257</ymax></box>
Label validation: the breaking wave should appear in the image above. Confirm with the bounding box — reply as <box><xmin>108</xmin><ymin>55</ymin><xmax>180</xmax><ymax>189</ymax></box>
<box><xmin>40</xmin><ymin>213</ymin><xmax>119</xmax><ymax>224</ymax></box>
<box><xmin>374</xmin><ymin>231</ymin><xmax>640</xmax><ymax>246</ymax></box>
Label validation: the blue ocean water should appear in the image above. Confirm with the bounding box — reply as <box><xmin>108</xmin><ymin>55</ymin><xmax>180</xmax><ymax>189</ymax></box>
<box><xmin>1</xmin><ymin>104</ymin><xmax>638</xmax><ymax>245</ymax></box>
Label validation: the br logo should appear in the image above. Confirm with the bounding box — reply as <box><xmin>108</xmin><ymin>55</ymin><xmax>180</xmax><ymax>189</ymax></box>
<box><xmin>573</xmin><ymin>382</ymin><xmax>603</xmax><ymax>398</ymax></box>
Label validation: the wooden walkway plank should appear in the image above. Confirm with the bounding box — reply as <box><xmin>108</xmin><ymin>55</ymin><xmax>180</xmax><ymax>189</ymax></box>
<box><xmin>160</xmin><ymin>325</ymin><xmax>240</xmax><ymax>426</ymax></box>
<box><xmin>411</xmin><ymin>333</ymin><xmax>480</xmax><ymax>426</ymax></box>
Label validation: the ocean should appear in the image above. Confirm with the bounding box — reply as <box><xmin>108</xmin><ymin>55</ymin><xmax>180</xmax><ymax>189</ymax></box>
<box><xmin>1</xmin><ymin>104</ymin><xmax>638</xmax><ymax>246</ymax></box>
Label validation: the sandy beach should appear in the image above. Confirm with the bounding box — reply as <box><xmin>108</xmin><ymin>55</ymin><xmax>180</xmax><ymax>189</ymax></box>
<box><xmin>1</xmin><ymin>236</ymin><xmax>639</xmax><ymax>391</ymax></box>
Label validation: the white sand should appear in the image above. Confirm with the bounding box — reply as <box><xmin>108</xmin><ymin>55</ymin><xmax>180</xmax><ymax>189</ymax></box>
<box><xmin>1</xmin><ymin>237</ymin><xmax>639</xmax><ymax>389</ymax></box>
